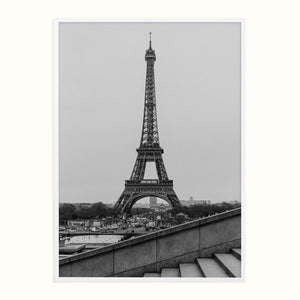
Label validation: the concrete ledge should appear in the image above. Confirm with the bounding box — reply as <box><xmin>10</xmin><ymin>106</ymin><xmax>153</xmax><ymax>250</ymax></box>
<box><xmin>59</xmin><ymin>208</ymin><xmax>241</xmax><ymax>277</ymax></box>
<box><xmin>59</xmin><ymin>208</ymin><xmax>241</xmax><ymax>266</ymax></box>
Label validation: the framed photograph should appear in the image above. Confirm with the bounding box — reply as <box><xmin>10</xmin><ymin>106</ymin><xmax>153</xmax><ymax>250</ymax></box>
<box><xmin>54</xmin><ymin>19</ymin><xmax>244</xmax><ymax>281</ymax></box>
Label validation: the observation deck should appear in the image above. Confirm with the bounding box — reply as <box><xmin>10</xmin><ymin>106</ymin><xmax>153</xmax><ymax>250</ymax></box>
<box><xmin>125</xmin><ymin>179</ymin><xmax>173</xmax><ymax>186</ymax></box>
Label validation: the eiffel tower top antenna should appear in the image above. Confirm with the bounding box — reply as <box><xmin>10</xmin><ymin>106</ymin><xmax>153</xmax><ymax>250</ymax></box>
<box><xmin>149</xmin><ymin>32</ymin><xmax>152</xmax><ymax>48</ymax></box>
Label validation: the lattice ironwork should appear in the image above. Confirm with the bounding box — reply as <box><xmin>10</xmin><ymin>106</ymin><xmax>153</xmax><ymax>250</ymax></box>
<box><xmin>114</xmin><ymin>34</ymin><xmax>181</xmax><ymax>215</ymax></box>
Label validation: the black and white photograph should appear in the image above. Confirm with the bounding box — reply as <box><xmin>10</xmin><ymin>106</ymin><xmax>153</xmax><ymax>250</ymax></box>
<box><xmin>3</xmin><ymin>0</ymin><xmax>300</xmax><ymax>299</ymax></box>
<box><xmin>56</xmin><ymin>20</ymin><xmax>242</xmax><ymax>279</ymax></box>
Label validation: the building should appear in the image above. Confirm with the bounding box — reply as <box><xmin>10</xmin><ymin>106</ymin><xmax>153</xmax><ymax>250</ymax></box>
<box><xmin>180</xmin><ymin>200</ymin><xmax>191</xmax><ymax>206</ymax></box>
<box><xmin>149</xmin><ymin>203</ymin><xmax>169</xmax><ymax>212</ymax></box>
<box><xmin>67</xmin><ymin>220</ymin><xmax>89</xmax><ymax>227</ymax></box>
<box><xmin>150</xmin><ymin>196</ymin><xmax>157</xmax><ymax>206</ymax></box>
<box><xmin>190</xmin><ymin>199</ymin><xmax>211</xmax><ymax>205</ymax></box>
<box><xmin>133</xmin><ymin>203</ymin><xmax>150</xmax><ymax>209</ymax></box>
<box><xmin>180</xmin><ymin>199</ymin><xmax>211</xmax><ymax>206</ymax></box>
<box><xmin>92</xmin><ymin>220</ymin><xmax>101</xmax><ymax>227</ymax></box>
<box><xmin>229</xmin><ymin>200</ymin><xmax>240</xmax><ymax>205</ymax></box>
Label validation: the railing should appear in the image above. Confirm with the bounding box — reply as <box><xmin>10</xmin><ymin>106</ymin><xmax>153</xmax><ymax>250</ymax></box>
<box><xmin>141</xmin><ymin>179</ymin><xmax>159</xmax><ymax>184</ymax></box>
<box><xmin>125</xmin><ymin>179</ymin><xmax>173</xmax><ymax>185</ymax></box>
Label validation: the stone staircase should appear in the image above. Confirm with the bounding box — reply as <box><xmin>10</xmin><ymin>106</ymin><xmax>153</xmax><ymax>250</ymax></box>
<box><xmin>143</xmin><ymin>248</ymin><xmax>241</xmax><ymax>278</ymax></box>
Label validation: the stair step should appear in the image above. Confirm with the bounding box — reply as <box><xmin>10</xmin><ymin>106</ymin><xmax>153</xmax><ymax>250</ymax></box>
<box><xmin>143</xmin><ymin>273</ymin><xmax>161</xmax><ymax>277</ymax></box>
<box><xmin>214</xmin><ymin>253</ymin><xmax>241</xmax><ymax>277</ymax></box>
<box><xmin>196</xmin><ymin>258</ymin><xmax>229</xmax><ymax>277</ymax></box>
<box><xmin>161</xmin><ymin>268</ymin><xmax>180</xmax><ymax>277</ymax></box>
<box><xmin>179</xmin><ymin>263</ymin><xmax>203</xmax><ymax>277</ymax></box>
<box><xmin>231</xmin><ymin>248</ymin><xmax>241</xmax><ymax>260</ymax></box>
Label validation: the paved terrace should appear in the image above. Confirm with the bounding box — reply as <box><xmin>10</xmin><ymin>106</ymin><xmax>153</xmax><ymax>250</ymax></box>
<box><xmin>59</xmin><ymin>208</ymin><xmax>241</xmax><ymax>277</ymax></box>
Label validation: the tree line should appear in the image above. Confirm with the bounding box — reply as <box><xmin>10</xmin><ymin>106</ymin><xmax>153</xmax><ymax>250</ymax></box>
<box><xmin>60</xmin><ymin>201</ymin><xmax>241</xmax><ymax>224</ymax></box>
<box><xmin>171</xmin><ymin>202</ymin><xmax>241</xmax><ymax>219</ymax></box>
<box><xmin>59</xmin><ymin>202</ymin><xmax>114</xmax><ymax>224</ymax></box>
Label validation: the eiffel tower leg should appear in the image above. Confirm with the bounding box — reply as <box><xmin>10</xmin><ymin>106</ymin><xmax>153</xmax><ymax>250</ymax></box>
<box><xmin>155</xmin><ymin>157</ymin><xmax>169</xmax><ymax>181</ymax></box>
<box><xmin>166</xmin><ymin>190</ymin><xmax>182</xmax><ymax>208</ymax></box>
<box><xmin>114</xmin><ymin>190</ymin><xmax>129</xmax><ymax>215</ymax></box>
<box><xmin>115</xmin><ymin>186</ymin><xmax>182</xmax><ymax>215</ymax></box>
<box><xmin>114</xmin><ymin>187</ymin><xmax>136</xmax><ymax>215</ymax></box>
<box><xmin>122</xmin><ymin>197</ymin><xmax>136</xmax><ymax>215</ymax></box>
<box><xmin>130</xmin><ymin>154</ymin><xmax>146</xmax><ymax>181</ymax></box>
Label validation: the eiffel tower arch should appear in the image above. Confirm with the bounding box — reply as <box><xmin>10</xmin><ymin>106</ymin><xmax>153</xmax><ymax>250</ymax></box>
<box><xmin>114</xmin><ymin>34</ymin><xmax>181</xmax><ymax>215</ymax></box>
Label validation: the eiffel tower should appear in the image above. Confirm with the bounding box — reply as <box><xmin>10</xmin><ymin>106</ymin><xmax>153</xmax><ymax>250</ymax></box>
<box><xmin>114</xmin><ymin>33</ymin><xmax>181</xmax><ymax>215</ymax></box>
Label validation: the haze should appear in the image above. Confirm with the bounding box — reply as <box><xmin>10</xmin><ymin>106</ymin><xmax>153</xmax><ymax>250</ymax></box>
<box><xmin>59</xmin><ymin>22</ymin><xmax>241</xmax><ymax>204</ymax></box>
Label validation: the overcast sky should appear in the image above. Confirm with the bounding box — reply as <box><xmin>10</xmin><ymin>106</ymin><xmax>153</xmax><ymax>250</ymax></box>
<box><xmin>59</xmin><ymin>22</ymin><xmax>241</xmax><ymax>204</ymax></box>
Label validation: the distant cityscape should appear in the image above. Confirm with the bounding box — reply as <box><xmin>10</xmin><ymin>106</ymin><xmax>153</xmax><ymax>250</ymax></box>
<box><xmin>59</xmin><ymin>197</ymin><xmax>241</xmax><ymax>233</ymax></box>
<box><xmin>60</xmin><ymin>196</ymin><xmax>240</xmax><ymax>208</ymax></box>
<box><xmin>59</xmin><ymin>196</ymin><xmax>241</xmax><ymax>261</ymax></box>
